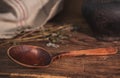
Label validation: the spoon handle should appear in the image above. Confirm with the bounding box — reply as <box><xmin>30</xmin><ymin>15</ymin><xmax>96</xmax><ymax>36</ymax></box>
<box><xmin>53</xmin><ymin>47</ymin><xmax>118</xmax><ymax>60</ymax></box>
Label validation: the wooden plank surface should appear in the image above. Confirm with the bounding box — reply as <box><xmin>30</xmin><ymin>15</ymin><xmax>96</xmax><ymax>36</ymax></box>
<box><xmin>0</xmin><ymin>37</ymin><xmax>120</xmax><ymax>78</ymax></box>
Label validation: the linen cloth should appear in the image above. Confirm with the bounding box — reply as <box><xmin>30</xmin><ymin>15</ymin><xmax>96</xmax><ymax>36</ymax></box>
<box><xmin>0</xmin><ymin>0</ymin><xmax>63</xmax><ymax>38</ymax></box>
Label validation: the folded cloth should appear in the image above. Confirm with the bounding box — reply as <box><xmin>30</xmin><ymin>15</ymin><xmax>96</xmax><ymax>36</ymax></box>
<box><xmin>0</xmin><ymin>0</ymin><xmax>63</xmax><ymax>38</ymax></box>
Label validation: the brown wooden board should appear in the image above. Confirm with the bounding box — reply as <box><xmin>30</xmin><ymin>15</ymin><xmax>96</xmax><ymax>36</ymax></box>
<box><xmin>0</xmin><ymin>35</ymin><xmax>120</xmax><ymax>78</ymax></box>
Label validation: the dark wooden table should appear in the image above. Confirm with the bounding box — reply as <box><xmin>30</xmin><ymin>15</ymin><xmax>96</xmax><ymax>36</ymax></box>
<box><xmin>0</xmin><ymin>35</ymin><xmax>120</xmax><ymax>78</ymax></box>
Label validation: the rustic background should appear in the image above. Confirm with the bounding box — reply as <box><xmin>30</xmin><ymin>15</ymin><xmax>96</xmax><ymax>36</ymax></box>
<box><xmin>0</xmin><ymin>0</ymin><xmax>120</xmax><ymax>78</ymax></box>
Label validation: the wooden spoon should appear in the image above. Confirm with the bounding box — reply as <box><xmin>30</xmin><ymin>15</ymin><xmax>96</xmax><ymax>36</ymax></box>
<box><xmin>7</xmin><ymin>45</ymin><xmax>118</xmax><ymax>68</ymax></box>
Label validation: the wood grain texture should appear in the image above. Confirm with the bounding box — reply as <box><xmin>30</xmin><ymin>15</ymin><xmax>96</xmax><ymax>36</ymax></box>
<box><xmin>0</xmin><ymin>39</ymin><xmax>120</xmax><ymax>78</ymax></box>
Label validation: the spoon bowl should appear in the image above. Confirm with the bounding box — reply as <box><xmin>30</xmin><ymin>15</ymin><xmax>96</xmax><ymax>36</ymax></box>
<box><xmin>7</xmin><ymin>45</ymin><xmax>52</xmax><ymax>68</ymax></box>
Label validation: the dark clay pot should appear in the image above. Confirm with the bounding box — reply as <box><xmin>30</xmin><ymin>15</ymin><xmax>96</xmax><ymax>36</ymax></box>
<box><xmin>82</xmin><ymin>0</ymin><xmax>120</xmax><ymax>41</ymax></box>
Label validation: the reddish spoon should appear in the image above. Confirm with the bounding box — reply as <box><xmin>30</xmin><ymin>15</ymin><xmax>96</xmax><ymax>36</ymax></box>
<box><xmin>7</xmin><ymin>45</ymin><xmax>118</xmax><ymax>68</ymax></box>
